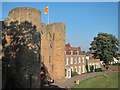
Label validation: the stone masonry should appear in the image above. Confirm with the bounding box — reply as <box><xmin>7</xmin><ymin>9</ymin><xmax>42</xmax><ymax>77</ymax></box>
<box><xmin>4</xmin><ymin>7</ymin><xmax>66</xmax><ymax>83</ymax></box>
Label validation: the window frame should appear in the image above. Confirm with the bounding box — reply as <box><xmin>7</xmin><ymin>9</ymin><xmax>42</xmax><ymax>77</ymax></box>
<box><xmin>82</xmin><ymin>57</ymin><xmax>84</xmax><ymax>63</ymax></box>
<box><xmin>70</xmin><ymin>57</ymin><xmax>73</xmax><ymax>64</ymax></box>
<box><xmin>79</xmin><ymin>57</ymin><xmax>81</xmax><ymax>63</ymax></box>
<box><xmin>74</xmin><ymin>57</ymin><xmax>77</xmax><ymax>64</ymax></box>
<box><xmin>66</xmin><ymin>57</ymin><xmax>69</xmax><ymax>65</ymax></box>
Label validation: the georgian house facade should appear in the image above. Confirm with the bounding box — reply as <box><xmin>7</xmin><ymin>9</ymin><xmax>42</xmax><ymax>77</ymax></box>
<box><xmin>65</xmin><ymin>43</ymin><xmax>86</xmax><ymax>79</ymax></box>
<box><xmin>88</xmin><ymin>58</ymin><xmax>101</xmax><ymax>71</ymax></box>
<box><xmin>86</xmin><ymin>54</ymin><xmax>101</xmax><ymax>71</ymax></box>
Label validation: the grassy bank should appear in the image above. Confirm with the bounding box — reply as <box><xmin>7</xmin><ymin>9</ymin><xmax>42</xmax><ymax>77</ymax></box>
<box><xmin>71</xmin><ymin>72</ymin><xmax>118</xmax><ymax>88</ymax></box>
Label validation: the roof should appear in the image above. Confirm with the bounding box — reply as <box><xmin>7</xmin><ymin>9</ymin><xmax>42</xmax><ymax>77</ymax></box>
<box><xmin>86</xmin><ymin>53</ymin><xmax>94</xmax><ymax>56</ymax></box>
<box><xmin>65</xmin><ymin>43</ymin><xmax>85</xmax><ymax>55</ymax></box>
<box><xmin>0</xmin><ymin>21</ymin><xmax>4</xmax><ymax>23</ymax></box>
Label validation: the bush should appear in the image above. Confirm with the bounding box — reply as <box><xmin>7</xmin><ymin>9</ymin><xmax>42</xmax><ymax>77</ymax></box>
<box><xmin>86</xmin><ymin>59</ymin><xmax>89</xmax><ymax>72</ymax></box>
<box><xmin>90</xmin><ymin>66</ymin><xmax>94</xmax><ymax>72</ymax></box>
<box><xmin>71</xmin><ymin>72</ymin><xmax>79</xmax><ymax>77</ymax></box>
<box><xmin>95</xmin><ymin>68</ymin><xmax>102</xmax><ymax>72</ymax></box>
<box><xmin>87</xmin><ymin>71</ymin><xmax>92</xmax><ymax>73</ymax></box>
<box><xmin>95</xmin><ymin>69</ymin><xmax>97</xmax><ymax>72</ymax></box>
<box><xmin>86</xmin><ymin>65</ymin><xmax>89</xmax><ymax>72</ymax></box>
<box><xmin>112</xmin><ymin>63</ymin><xmax>120</xmax><ymax>66</ymax></box>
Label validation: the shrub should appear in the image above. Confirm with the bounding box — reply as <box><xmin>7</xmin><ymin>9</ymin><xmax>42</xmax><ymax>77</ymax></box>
<box><xmin>112</xmin><ymin>63</ymin><xmax>120</xmax><ymax>66</ymax></box>
<box><xmin>95</xmin><ymin>69</ymin><xmax>97</xmax><ymax>72</ymax></box>
<box><xmin>71</xmin><ymin>72</ymin><xmax>79</xmax><ymax>77</ymax></box>
<box><xmin>90</xmin><ymin>65</ymin><xmax>94</xmax><ymax>72</ymax></box>
<box><xmin>86</xmin><ymin>59</ymin><xmax>89</xmax><ymax>72</ymax></box>
<box><xmin>95</xmin><ymin>68</ymin><xmax>102</xmax><ymax>72</ymax></box>
<box><xmin>87</xmin><ymin>71</ymin><xmax>92</xmax><ymax>73</ymax></box>
<box><xmin>86</xmin><ymin>65</ymin><xmax>89</xmax><ymax>72</ymax></box>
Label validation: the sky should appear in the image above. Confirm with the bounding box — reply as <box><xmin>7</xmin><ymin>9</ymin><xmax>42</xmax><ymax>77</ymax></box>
<box><xmin>2</xmin><ymin>2</ymin><xmax>118</xmax><ymax>52</ymax></box>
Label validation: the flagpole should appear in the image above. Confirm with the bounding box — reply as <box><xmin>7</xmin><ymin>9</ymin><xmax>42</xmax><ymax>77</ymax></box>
<box><xmin>48</xmin><ymin>6</ymin><xmax>49</xmax><ymax>24</ymax></box>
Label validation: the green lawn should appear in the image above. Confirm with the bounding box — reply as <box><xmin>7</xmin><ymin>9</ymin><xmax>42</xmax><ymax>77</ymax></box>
<box><xmin>72</xmin><ymin>72</ymin><xmax>118</xmax><ymax>88</ymax></box>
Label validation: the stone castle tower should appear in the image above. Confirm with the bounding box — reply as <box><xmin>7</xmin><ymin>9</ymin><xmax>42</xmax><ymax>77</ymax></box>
<box><xmin>4</xmin><ymin>7</ymin><xmax>66</xmax><ymax>82</ymax></box>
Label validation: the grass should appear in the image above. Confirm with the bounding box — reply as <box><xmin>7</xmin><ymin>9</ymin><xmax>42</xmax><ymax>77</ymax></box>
<box><xmin>71</xmin><ymin>72</ymin><xmax>118</xmax><ymax>88</ymax></box>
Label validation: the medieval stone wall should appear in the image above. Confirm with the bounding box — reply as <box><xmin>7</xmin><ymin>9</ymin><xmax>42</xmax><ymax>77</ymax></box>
<box><xmin>4</xmin><ymin>7</ymin><xmax>41</xmax><ymax>32</ymax></box>
<box><xmin>52</xmin><ymin>23</ymin><xmax>65</xmax><ymax>82</ymax></box>
<box><xmin>41</xmin><ymin>22</ymin><xmax>66</xmax><ymax>82</ymax></box>
<box><xmin>4</xmin><ymin>7</ymin><xmax>66</xmax><ymax>83</ymax></box>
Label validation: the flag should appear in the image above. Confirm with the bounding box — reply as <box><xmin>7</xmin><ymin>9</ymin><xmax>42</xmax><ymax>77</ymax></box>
<box><xmin>44</xmin><ymin>6</ymin><xmax>48</xmax><ymax>14</ymax></box>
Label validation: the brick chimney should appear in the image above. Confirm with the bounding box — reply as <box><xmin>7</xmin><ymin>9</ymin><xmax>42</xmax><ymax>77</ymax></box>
<box><xmin>67</xmin><ymin>43</ymin><xmax>70</xmax><ymax>47</ymax></box>
<box><xmin>78</xmin><ymin>47</ymin><xmax>81</xmax><ymax>51</ymax></box>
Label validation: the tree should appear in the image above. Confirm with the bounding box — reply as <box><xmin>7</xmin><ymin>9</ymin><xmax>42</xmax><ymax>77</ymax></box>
<box><xmin>85</xmin><ymin>59</ymin><xmax>88</xmax><ymax>72</ymax></box>
<box><xmin>90</xmin><ymin>65</ymin><xmax>94</xmax><ymax>72</ymax></box>
<box><xmin>89</xmin><ymin>33</ymin><xmax>119</xmax><ymax>64</ymax></box>
<box><xmin>82</xmin><ymin>51</ymin><xmax>86</xmax><ymax>54</ymax></box>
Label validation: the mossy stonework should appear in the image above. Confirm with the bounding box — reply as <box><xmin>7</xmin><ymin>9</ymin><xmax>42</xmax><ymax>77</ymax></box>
<box><xmin>4</xmin><ymin>7</ymin><xmax>66</xmax><ymax>83</ymax></box>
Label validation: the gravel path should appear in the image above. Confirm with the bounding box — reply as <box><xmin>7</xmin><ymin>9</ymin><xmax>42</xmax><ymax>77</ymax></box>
<box><xmin>51</xmin><ymin>71</ymin><xmax>118</xmax><ymax>88</ymax></box>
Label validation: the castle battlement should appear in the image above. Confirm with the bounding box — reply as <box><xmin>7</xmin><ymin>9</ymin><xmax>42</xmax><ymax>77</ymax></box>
<box><xmin>8</xmin><ymin>7</ymin><xmax>41</xmax><ymax>16</ymax></box>
<box><xmin>4</xmin><ymin>7</ymin><xmax>66</xmax><ymax>83</ymax></box>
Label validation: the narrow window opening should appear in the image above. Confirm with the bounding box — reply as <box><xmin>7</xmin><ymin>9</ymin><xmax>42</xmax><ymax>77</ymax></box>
<box><xmin>49</xmin><ymin>56</ymin><xmax>51</xmax><ymax>63</ymax></box>
<box><xmin>53</xmin><ymin>33</ymin><xmax>55</xmax><ymax>40</ymax></box>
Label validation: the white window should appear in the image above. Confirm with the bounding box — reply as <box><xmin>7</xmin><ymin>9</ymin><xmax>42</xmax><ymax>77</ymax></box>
<box><xmin>70</xmin><ymin>57</ymin><xmax>73</xmax><ymax>64</ymax></box>
<box><xmin>75</xmin><ymin>57</ymin><xmax>77</xmax><ymax>64</ymax></box>
<box><xmin>82</xmin><ymin>57</ymin><xmax>84</xmax><ymax>63</ymax></box>
<box><xmin>66</xmin><ymin>57</ymin><xmax>69</xmax><ymax>65</ymax></box>
<box><xmin>90</xmin><ymin>63</ymin><xmax>91</xmax><ymax>65</ymax></box>
<box><xmin>86</xmin><ymin>56</ymin><xmax>89</xmax><ymax>60</ymax></box>
<box><xmin>71</xmin><ymin>51</ymin><xmax>73</xmax><ymax>55</ymax></box>
<box><xmin>79</xmin><ymin>66</ymin><xmax>81</xmax><ymax>74</ymax></box>
<box><xmin>75</xmin><ymin>66</ymin><xmax>77</xmax><ymax>72</ymax></box>
<box><xmin>79</xmin><ymin>57</ymin><xmax>81</xmax><ymax>63</ymax></box>
<box><xmin>82</xmin><ymin>65</ymin><xmax>85</xmax><ymax>73</ymax></box>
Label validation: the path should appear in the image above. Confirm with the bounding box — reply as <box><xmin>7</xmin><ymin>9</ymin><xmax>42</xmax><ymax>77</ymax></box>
<box><xmin>51</xmin><ymin>71</ymin><xmax>118</xmax><ymax>88</ymax></box>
